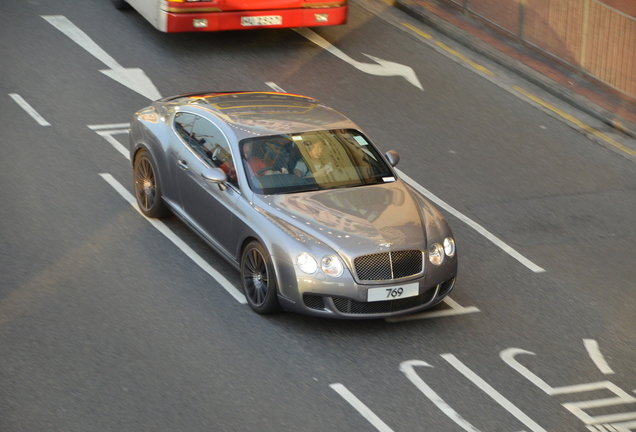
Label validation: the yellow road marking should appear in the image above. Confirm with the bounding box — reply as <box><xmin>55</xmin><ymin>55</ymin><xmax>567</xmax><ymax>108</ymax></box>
<box><xmin>400</xmin><ymin>21</ymin><xmax>634</xmax><ymax>158</ymax></box>
<box><xmin>435</xmin><ymin>41</ymin><xmax>496</xmax><ymax>76</ymax></box>
<box><xmin>401</xmin><ymin>22</ymin><xmax>495</xmax><ymax>76</ymax></box>
<box><xmin>514</xmin><ymin>86</ymin><xmax>636</xmax><ymax>156</ymax></box>
<box><xmin>401</xmin><ymin>22</ymin><xmax>433</xmax><ymax>39</ymax></box>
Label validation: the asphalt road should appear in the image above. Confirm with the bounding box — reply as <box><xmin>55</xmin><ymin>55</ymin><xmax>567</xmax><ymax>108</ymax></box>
<box><xmin>1</xmin><ymin>1</ymin><xmax>635</xmax><ymax>431</ymax></box>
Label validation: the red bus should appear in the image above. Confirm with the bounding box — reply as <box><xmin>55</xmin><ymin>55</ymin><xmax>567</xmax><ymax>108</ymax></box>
<box><xmin>113</xmin><ymin>0</ymin><xmax>348</xmax><ymax>32</ymax></box>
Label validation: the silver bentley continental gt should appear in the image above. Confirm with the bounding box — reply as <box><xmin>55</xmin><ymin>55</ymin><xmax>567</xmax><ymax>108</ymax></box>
<box><xmin>129</xmin><ymin>91</ymin><xmax>457</xmax><ymax>319</ymax></box>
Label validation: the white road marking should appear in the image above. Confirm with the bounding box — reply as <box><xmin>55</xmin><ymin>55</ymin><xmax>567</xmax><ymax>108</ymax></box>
<box><xmin>584</xmin><ymin>339</ymin><xmax>615</xmax><ymax>375</ymax></box>
<box><xmin>88</xmin><ymin>123</ymin><xmax>130</xmax><ymax>130</ymax></box>
<box><xmin>329</xmin><ymin>383</ymin><xmax>395</xmax><ymax>432</ymax></box>
<box><xmin>501</xmin><ymin>348</ymin><xmax>636</xmax><ymax>425</ymax></box>
<box><xmin>442</xmin><ymin>353</ymin><xmax>548</xmax><ymax>432</ymax></box>
<box><xmin>99</xmin><ymin>173</ymin><xmax>247</xmax><ymax>304</ymax></box>
<box><xmin>265</xmin><ymin>82</ymin><xmax>287</xmax><ymax>93</ymax></box>
<box><xmin>9</xmin><ymin>93</ymin><xmax>51</xmax><ymax>126</ymax></box>
<box><xmin>293</xmin><ymin>28</ymin><xmax>423</xmax><ymax>90</ymax></box>
<box><xmin>591</xmin><ymin>421</ymin><xmax>636</xmax><ymax>432</ymax></box>
<box><xmin>587</xmin><ymin>425</ymin><xmax>622</xmax><ymax>431</ymax></box>
<box><xmin>386</xmin><ymin>296</ymin><xmax>479</xmax><ymax>322</ymax></box>
<box><xmin>42</xmin><ymin>15</ymin><xmax>162</xmax><ymax>100</ymax></box>
<box><xmin>400</xmin><ymin>360</ymin><xmax>482</xmax><ymax>431</ymax></box>
<box><xmin>88</xmin><ymin>124</ymin><xmax>130</xmax><ymax>159</ymax></box>
<box><xmin>397</xmin><ymin>169</ymin><xmax>546</xmax><ymax>273</ymax></box>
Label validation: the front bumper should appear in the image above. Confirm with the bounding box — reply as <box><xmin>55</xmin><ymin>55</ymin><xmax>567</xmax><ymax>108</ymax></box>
<box><xmin>272</xmin><ymin>256</ymin><xmax>457</xmax><ymax>319</ymax></box>
<box><xmin>296</xmin><ymin>278</ymin><xmax>456</xmax><ymax>318</ymax></box>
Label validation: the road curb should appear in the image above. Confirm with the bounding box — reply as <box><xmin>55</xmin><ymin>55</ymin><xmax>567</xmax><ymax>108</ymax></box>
<box><xmin>394</xmin><ymin>0</ymin><xmax>636</xmax><ymax>140</ymax></box>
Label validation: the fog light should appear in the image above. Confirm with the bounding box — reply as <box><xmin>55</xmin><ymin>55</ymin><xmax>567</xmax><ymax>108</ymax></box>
<box><xmin>314</xmin><ymin>13</ymin><xmax>328</xmax><ymax>22</ymax></box>
<box><xmin>193</xmin><ymin>19</ymin><xmax>208</xmax><ymax>28</ymax></box>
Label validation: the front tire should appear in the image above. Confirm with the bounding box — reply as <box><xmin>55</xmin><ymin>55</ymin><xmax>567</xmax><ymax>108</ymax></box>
<box><xmin>133</xmin><ymin>149</ymin><xmax>169</xmax><ymax>218</ymax></box>
<box><xmin>241</xmin><ymin>241</ymin><xmax>282</xmax><ymax>314</ymax></box>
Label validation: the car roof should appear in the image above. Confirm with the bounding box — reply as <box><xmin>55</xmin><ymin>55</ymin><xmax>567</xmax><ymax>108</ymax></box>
<box><xmin>159</xmin><ymin>91</ymin><xmax>358</xmax><ymax>139</ymax></box>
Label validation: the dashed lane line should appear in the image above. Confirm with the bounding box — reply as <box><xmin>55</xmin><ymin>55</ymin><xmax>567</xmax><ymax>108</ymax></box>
<box><xmin>9</xmin><ymin>93</ymin><xmax>51</xmax><ymax>126</ymax></box>
<box><xmin>99</xmin><ymin>173</ymin><xmax>247</xmax><ymax>305</ymax></box>
<box><xmin>398</xmin><ymin>169</ymin><xmax>546</xmax><ymax>273</ymax></box>
<box><xmin>330</xmin><ymin>383</ymin><xmax>396</xmax><ymax>432</ymax></box>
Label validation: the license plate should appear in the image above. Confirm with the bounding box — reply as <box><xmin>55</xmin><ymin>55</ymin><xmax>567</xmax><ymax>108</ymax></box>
<box><xmin>241</xmin><ymin>15</ymin><xmax>282</xmax><ymax>26</ymax></box>
<box><xmin>367</xmin><ymin>282</ymin><xmax>419</xmax><ymax>302</ymax></box>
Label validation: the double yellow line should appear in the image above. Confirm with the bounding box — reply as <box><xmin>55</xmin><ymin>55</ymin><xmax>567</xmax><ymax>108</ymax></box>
<box><xmin>400</xmin><ymin>21</ymin><xmax>636</xmax><ymax>158</ymax></box>
<box><xmin>513</xmin><ymin>86</ymin><xmax>636</xmax><ymax>156</ymax></box>
<box><xmin>401</xmin><ymin>22</ymin><xmax>495</xmax><ymax>77</ymax></box>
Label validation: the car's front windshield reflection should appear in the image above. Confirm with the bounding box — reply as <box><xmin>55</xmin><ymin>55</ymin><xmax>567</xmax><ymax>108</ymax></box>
<box><xmin>240</xmin><ymin>129</ymin><xmax>395</xmax><ymax>195</ymax></box>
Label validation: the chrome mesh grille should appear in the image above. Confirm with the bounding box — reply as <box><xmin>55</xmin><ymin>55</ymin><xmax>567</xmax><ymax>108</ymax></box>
<box><xmin>353</xmin><ymin>250</ymin><xmax>423</xmax><ymax>281</ymax></box>
<box><xmin>303</xmin><ymin>294</ymin><xmax>326</xmax><ymax>310</ymax></box>
<box><xmin>332</xmin><ymin>288</ymin><xmax>436</xmax><ymax>314</ymax></box>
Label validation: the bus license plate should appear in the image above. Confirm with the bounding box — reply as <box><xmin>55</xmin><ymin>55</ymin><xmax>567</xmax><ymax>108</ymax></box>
<box><xmin>367</xmin><ymin>283</ymin><xmax>419</xmax><ymax>302</ymax></box>
<box><xmin>241</xmin><ymin>16</ymin><xmax>282</xmax><ymax>26</ymax></box>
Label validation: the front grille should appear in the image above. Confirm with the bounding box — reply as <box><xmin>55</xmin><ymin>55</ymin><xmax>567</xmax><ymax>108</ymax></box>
<box><xmin>332</xmin><ymin>288</ymin><xmax>436</xmax><ymax>314</ymax></box>
<box><xmin>354</xmin><ymin>250</ymin><xmax>423</xmax><ymax>281</ymax></box>
<box><xmin>303</xmin><ymin>294</ymin><xmax>326</xmax><ymax>310</ymax></box>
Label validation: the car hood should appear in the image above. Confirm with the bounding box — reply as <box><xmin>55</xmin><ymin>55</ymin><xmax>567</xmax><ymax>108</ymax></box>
<box><xmin>255</xmin><ymin>181</ymin><xmax>429</xmax><ymax>258</ymax></box>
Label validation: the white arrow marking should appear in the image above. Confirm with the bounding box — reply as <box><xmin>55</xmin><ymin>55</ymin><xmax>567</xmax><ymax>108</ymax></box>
<box><xmin>293</xmin><ymin>27</ymin><xmax>423</xmax><ymax>90</ymax></box>
<box><xmin>42</xmin><ymin>15</ymin><xmax>162</xmax><ymax>100</ymax></box>
<box><xmin>100</xmin><ymin>68</ymin><xmax>162</xmax><ymax>101</ymax></box>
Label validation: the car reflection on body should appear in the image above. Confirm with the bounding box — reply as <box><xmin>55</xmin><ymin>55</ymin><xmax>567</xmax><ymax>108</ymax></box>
<box><xmin>129</xmin><ymin>91</ymin><xmax>457</xmax><ymax>319</ymax></box>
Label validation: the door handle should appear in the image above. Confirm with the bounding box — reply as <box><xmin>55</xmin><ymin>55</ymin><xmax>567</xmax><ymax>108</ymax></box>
<box><xmin>178</xmin><ymin>160</ymin><xmax>188</xmax><ymax>170</ymax></box>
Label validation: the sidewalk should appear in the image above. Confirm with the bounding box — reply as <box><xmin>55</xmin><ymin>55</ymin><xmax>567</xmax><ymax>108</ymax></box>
<box><xmin>393</xmin><ymin>0</ymin><xmax>636</xmax><ymax>139</ymax></box>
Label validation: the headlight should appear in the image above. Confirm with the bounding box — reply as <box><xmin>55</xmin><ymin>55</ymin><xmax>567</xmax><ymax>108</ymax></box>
<box><xmin>443</xmin><ymin>237</ymin><xmax>456</xmax><ymax>258</ymax></box>
<box><xmin>296</xmin><ymin>252</ymin><xmax>318</xmax><ymax>274</ymax></box>
<box><xmin>428</xmin><ymin>243</ymin><xmax>444</xmax><ymax>266</ymax></box>
<box><xmin>321</xmin><ymin>255</ymin><xmax>344</xmax><ymax>278</ymax></box>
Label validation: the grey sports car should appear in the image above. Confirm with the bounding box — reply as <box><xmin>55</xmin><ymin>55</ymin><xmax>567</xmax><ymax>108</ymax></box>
<box><xmin>129</xmin><ymin>91</ymin><xmax>457</xmax><ymax>318</ymax></box>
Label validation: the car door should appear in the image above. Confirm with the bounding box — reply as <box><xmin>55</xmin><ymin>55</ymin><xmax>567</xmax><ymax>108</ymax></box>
<box><xmin>173</xmin><ymin>113</ymin><xmax>241</xmax><ymax>259</ymax></box>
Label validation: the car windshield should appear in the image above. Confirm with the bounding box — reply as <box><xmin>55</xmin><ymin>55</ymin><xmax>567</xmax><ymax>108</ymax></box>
<box><xmin>240</xmin><ymin>129</ymin><xmax>396</xmax><ymax>195</ymax></box>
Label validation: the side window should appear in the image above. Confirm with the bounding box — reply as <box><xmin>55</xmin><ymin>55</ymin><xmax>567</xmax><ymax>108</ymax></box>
<box><xmin>190</xmin><ymin>116</ymin><xmax>238</xmax><ymax>188</ymax></box>
<box><xmin>174</xmin><ymin>112</ymin><xmax>196</xmax><ymax>142</ymax></box>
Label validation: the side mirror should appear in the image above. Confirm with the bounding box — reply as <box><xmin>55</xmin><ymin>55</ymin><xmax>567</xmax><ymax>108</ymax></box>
<box><xmin>201</xmin><ymin>167</ymin><xmax>228</xmax><ymax>185</ymax></box>
<box><xmin>385</xmin><ymin>150</ymin><xmax>400</xmax><ymax>167</ymax></box>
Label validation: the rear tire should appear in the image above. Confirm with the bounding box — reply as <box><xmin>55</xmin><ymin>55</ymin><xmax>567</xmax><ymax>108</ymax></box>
<box><xmin>133</xmin><ymin>149</ymin><xmax>170</xmax><ymax>218</ymax></box>
<box><xmin>112</xmin><ymin>0</ymin><xmax>131</xmax><ymax>10</ymax></box>
<box><xmin>241</xmin><ymin>241</ymin><xmax>282</xmax><ymax>314</ymax></box>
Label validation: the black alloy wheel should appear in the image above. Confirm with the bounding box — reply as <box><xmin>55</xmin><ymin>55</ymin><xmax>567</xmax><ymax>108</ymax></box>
<box><xmin>112</xmin><ymin>0</ymin><xmax>131</xmax><ymax>10</ymax></box>
<box><xmin>241</xmin><ymin>241</ymin><xmax>282</xmax><ymax>314</ymax></box>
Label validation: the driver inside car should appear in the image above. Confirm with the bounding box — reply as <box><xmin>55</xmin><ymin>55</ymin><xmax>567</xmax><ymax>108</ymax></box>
<box><xmin>243</xmin><ymin>141</ymin><xmax>288</xmax><ymax>176</ymax></box>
